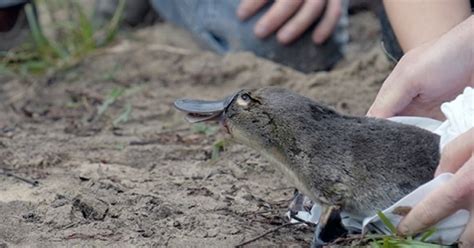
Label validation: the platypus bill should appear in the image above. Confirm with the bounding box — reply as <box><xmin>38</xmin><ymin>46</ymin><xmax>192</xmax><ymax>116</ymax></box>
<box><xmin>174</xmin><ymin>87</ymin><xmax>440</xmax><ymax>243</ymax></box>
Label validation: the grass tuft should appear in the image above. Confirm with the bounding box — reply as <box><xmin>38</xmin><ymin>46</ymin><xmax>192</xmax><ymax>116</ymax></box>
<box><xmin>367</xmin><ymin>211</ymin><xmax>447</xmax><ymax>248</ymax></box>
<box><xmin>1</xmin><ymin>0</ymin><xmax>125</xmax><ymax>75</ymax></box>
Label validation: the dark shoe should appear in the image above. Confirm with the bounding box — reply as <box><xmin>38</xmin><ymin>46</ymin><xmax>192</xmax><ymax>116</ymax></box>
<box><xmin>0</xmin><ymin>3</ymin><xmax>30</xmax><ymax>51</ymax></box>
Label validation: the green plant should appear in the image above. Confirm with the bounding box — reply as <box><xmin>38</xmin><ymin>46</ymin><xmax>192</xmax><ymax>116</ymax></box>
<box><xmin>367</xmin><ymin>211</ymin><xmax>447</xmax><ymax>248</ymax></box>
<box><xmin>113</xmin><ymin>103</ymin><xmax>132</xmax><ymax>127</ymax></box>
<box><xmin>212</xmin><ymin>139</ymin><xmax>228</xmax><ymax>160</ymax></box>
<box><xmin>97</xmin><ymin>87</ymin><xmax>125</xmax><ymax>118</ymax></box>
<box><xmin>377</xmin><ymin>210</ymin><xmax>397</xmax><ymax>234</ymax></box>
<box><xmin>94</xmin><ymin>87</ymin><xmax>137</xmax><ymax>127</ymax></box>
<box><xmin>0</xmin><ymin>0</ymin><xmax>125</xmax><ymax>75</ymax></box>
<box><xmin>192</xmin><ymin>123</ymin><xmax>219</xmax><ymax>136</ymax></box>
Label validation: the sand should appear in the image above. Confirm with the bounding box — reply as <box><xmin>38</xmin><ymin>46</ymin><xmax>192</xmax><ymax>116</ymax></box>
<box><xmin>0</xmin><ymin>11</ymin><xmax>393</xmax><ymax>247</ymax></box>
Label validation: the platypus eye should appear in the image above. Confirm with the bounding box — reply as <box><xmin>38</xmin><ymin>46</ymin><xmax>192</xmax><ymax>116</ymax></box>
<box><xmin>236</xmin><ymin>93</ymin><xmax>252</xmax><ymax>107</ymax></box>
<box><xmin>240</xmin><ymin>93</ymin><xmax>250</xmax><ymax>102</ymax></box>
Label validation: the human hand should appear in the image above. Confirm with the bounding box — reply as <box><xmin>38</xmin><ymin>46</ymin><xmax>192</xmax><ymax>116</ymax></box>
<box><xmin>367</xmin><ymin>16</ymin><xmax>473</xmax><ymax>120</ymax></box>
<box><xmin>237</xmin><ymin>0</ymin><xmax>343</xmax><ymax>45</ymax></box>
<box><xmin>398</xmin><ymin>128</ymin><xmax>474</xmax><ymax>247</ymax></box>
<box><xmin>435</xmin><ymin>128</ymin><xmax>474</xmax><ymax>176</ymax></box>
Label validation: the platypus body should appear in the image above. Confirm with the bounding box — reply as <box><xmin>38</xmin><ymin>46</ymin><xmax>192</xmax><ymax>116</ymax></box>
<box><xmin>175</xmin><ymin>87</ymin><xmax>440</xmax><ymax>234</ymax></box>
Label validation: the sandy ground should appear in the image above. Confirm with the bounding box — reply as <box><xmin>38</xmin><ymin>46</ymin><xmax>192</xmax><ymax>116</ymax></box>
<box><xmin>0</xmin><ymin>11</ymin><xmax>393</xmax><ymax>247</ymax></box>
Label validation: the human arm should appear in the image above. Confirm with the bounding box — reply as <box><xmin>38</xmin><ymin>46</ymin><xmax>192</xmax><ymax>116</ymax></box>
<box><xmin>237</xmin><ymin>0</ymin><xmax>343</xmax><ymax>45</ymax></box>
<box><xmin>383</xmin><ymin>0</ymin><xmax>471</xmax><ymax>52</ymax></box>
<box><xmin>367</xmin><ymin>15</ymin><xmax>474</xmax><ymax>120</ymax></box>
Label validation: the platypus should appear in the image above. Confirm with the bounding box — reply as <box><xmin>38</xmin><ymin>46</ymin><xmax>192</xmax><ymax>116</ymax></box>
<box><xmin>174</xmin><ymin>87</ymin><xmax>440</xmax><ymax>243</ymax></box>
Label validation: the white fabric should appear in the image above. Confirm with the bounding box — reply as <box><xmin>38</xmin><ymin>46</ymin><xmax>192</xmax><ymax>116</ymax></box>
<box><xmin>289</xmin><ymin>87</ymin><xmax>474</xmax><ymax>245</ymax></box>
<box><xmin>362</xmin><ymin>174</ymin><xmax>470</xmax><ymax>244</ymax></box>
<box><xmin>435</xmin><ymin>87</ymin><xmax>474</xmax><ymax>148</ymax></box>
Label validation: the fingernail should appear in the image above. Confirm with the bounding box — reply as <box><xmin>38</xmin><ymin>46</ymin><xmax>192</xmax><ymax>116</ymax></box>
<box><xmin>254</xmin><ymin>24</ymin><xmax>268</xmax><ymax>38</ymax></box>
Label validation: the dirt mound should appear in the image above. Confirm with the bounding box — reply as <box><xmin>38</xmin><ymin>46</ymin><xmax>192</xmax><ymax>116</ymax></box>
<box><xmin>0</xmin><ymin>11</ymin><xmax>391</xmax><ymax>247</ymax></box>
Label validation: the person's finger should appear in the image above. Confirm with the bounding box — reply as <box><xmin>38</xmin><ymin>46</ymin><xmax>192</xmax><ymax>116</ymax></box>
<box><xmin>398</xmin><ymin>157</ymin><xmax>474</xmax><ymax>235</ymax></box>
<box><xmin>312</xmin><ymin>0</ymin><xmax>342</xmax><ymax>44</ymax></box>
<box><xmin>459</xmin><ymin>215</ymin><xmax>474</xmax><ymax>248</ymax></box>
<box><xmin>237</xmin><ymin>0</ymin><xmax>268</xmax><ymax>20</ymax></box>
<box><xmin>366</xmin><ymin>59</ymin><xmax>419</xmax><ymax>118</ymax></box>
<box><xmin>254</xmin><ymin>0</ymin><xmax>304</xmax><ymax>39</ymax></box>
<box><xmin>398</xmin><ymin>186</ymin><xmax>462</xmax><ymax>235</ymax></box>
<box><xmin>435</xmin><ymin>128</ymin><xmax>474</xmax><ymax>176</ymax></box>
<box><xmin>276</xmin><ymin>0</ymin><xmax>325</xmax><ymax>44</ymax></box>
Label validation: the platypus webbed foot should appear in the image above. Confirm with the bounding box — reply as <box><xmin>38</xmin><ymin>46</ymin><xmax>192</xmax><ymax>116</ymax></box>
<box><xmin>311</xmin><ymin>206</ymin><xmax>348</xmax><ymax>248</ymax></box>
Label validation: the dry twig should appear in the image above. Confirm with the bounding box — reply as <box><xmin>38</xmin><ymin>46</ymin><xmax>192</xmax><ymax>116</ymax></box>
<box><xmin>0</xmin><ymin>168</ymin><xmax>39</xmax><ymax>186</ymax></box>
<box><xmin>235</xmin><ymin>222</ymin><xmax>300</xmax><ymax>247</ymax></box>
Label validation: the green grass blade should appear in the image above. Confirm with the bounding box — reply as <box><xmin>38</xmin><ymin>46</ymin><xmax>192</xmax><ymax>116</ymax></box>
<box><xmin>382</xmin><ymin>237</ymin><xmax>389</xmax><ymax>248</ymax></box>
<box><xmin>76</xmin><ymin>2</ymin><xmax>96</xmax><ymax>51</ymax></box>
<box><xmin>25</xmin><ymin>3</ymin><xmax>67</xmax><ymax>60</ymax></box>
<box><xmin>212</xmin><ymin>139</ymin><xmax>226</xmax><ymax>160</ymax></box>
<box><xmin>371</xmin><ymin>242</ymin><xmax>381</xmax><ymax>248</ymax></box>
<box><xmin>377</xmin><ymin>211</ymin><xmax>397</xmax><ymax>235</ymax></box>
<box><xmin>25</xmin><ymin>4</ymin><xmax>48</xmax><ymax>50</ymax></box>
<box><xmin>20</xmin><ymin>60</ymin><xmax>49</xmax><ymax>74</ymax></box>
<box><xmin>8</xmin><ymin>1</ymin><xmax>122</xmax><ymax>75</ymax></box>
<box><xmin>101</xmin><ymin>0</ymin><xmax>125</xmax><ymax>46</ymax></box>
<box><xmin>192</xmin><ymin>123</ymin><xmax>218</xmax><ymax>136</ymax></box>
<box><xmin>0</xmin><ymin>63</ymin><xmax>14</xmax><ymax>76</ymax></box>
<box><xmin>113</xmin><ymin>103</ymin><xmax>132</xmax><ymax>126</ymax></box>
<box><xmin>420</xmin><ymin>227</ymin><xmax>437</xmax><ymax>242</ymax></box>
<box><xmin>97</xmin><ymin>88</ymin><xmax>125</xmax><ymax>117</ymax></box>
